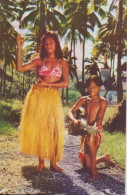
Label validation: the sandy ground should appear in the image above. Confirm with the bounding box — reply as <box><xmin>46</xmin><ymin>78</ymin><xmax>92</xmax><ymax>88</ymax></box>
<box><xmin>0</xmin><ymin>130</ymin><xmax>125</xmax><ymax>195</ymax></box>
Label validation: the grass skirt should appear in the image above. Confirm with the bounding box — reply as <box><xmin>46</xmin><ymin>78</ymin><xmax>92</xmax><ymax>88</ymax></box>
<box><xmin>20</xmin><ymin>85</ymin><xmax>64</xmax><ymax>162</ymax></box>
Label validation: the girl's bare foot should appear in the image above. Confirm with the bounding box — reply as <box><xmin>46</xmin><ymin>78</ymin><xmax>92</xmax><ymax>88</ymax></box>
<box><xmin>38</xmin><ymin>162</ymin><xmax>45</xmax><ymax>170</ymax></box>
<box><xmin>50</xmin><ymin>163</ymin><xmax>64</xmax><ymax>172</ymax></box>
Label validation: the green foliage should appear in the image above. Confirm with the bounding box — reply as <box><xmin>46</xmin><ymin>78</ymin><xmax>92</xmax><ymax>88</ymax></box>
<box><xmin>74</xmin><ymin>81</ymin><xmax>89</xmax><ymax>96</ymax></box>
<box><xmin>102</xmin><ymin>105</ymin><xmax>118</xmax><ymax>125</ymax></box>
<box><xmin>0</xmin><ymin>99</ymin><xmax>23</xmax><ymax>124</ymax></box>
<box><xmin>84</xmin><ymin>57</ymin><xmax>101</xmax><ymax>76</ymax></box>
<box><xmin>0</xmin><ymin>119</ymin><xmax>17</xmax><ymax>135</ymax></box>
<box><xmin>0</xmin><ymin>67</ymin><xmax>36</xmax><ymax>99</ymax></box>
<box><xmin>68</xmin><ymin>89</ymin><xmax>81</xmax><ymax>102</ymax></box>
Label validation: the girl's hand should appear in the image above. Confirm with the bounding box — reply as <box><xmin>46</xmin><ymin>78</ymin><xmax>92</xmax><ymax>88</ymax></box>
<box><xmin>39</xmin><ymin>80</ymin><xmax>47</xmax><ymax>86</ymax></box>
<box><xmin>17</xmin><ymin>34</ymin><xmax>24</xmax><ymax>49</ymax></box>
<box><xmin>35</xmin><ymin>80</ymin><xmax>49</xmax><ymax>87</ymax></box>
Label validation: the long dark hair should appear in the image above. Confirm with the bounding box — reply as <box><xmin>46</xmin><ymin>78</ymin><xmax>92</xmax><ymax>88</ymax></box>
<box><xmin>40</xmin><ymin>30</ymin><xmax>63</xmax><ymax>59</ymax></box>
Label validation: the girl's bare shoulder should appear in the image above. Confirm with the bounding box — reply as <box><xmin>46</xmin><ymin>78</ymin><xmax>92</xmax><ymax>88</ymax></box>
<box><xmin>59</xmin><ymin>58</ymin><xmax>68</xmax><ymax>66</ymax></box>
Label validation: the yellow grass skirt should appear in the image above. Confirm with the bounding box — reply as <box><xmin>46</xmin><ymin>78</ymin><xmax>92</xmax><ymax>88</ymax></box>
<box><xmin>20</xmin><ymin>85</ymin><xmax>64</xmax><ymax>162</ymax></box>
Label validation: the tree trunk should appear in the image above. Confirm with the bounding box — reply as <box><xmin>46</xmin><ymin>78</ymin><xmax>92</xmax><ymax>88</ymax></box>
<box><xmin>29</xmin><ymin>72</ymin><xmax>31</xmax><ymax>89</ymax></box>
<box><xmin>62</xmin><ymin>88</ymin><xmax>64</xmax><ymax>103</ymax></box>
<box><xmin>2</xmin><ymin>64</ymin><xmax>7</xmax><ymax>97</ymax></box>
<box><xmin>66</xmin><ymin>87</ymin><xmax>68</xmax><ymax>103</ymax></box>
<box><xmin>82</xmin><ymin>38</ymin><xmax>85</xmax><ymax>95</ymax></box>
<box><xmin>110</xmin><ymin>53</ymin><xmax>113</xmax><ymax>77</ymax></box>
<box><xmin>74</xmin><ymin>39</ymin><xmax>76</xmax><ymax>66</ymax></box>
<box><xmin>117</xmin><ymin>0</ymin><xmax>123</xmax><ymax>103</ymax></box>
<box><xmin>7</xmin><ymin>67</ymin><xmax>13</xmax><ymax>97</ymax></box>
<box><xmin>22</xmin><ymin>72</ymin><xmax>25</xmax><ymax>100</ymax></box>
<box><xmin>0</xmin><ymin>65</ymin><xmax>5</xmax><ymax>97</ymax></box>
<box><xmin>112</xmin><ymin>53</ymin><xmax>115</xmax><ymax>77</ymax></box>
<box><xmin>71</xmin><ymin>39</ymin><xmax>73</xmax><ymax>55</ymax></box>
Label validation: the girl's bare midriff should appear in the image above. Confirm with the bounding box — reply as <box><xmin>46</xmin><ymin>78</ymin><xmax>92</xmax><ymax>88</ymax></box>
<box><xmin>41</xmin><ymin>75</ymin><xmax>61</xmax><ymax>83</ymax></box>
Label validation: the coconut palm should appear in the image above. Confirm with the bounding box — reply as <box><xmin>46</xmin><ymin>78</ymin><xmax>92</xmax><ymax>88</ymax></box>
<box><xmin>20</xmin><ymin>0</ymin><xmax>66</xmax><ymax>51</ymax></box>
<box><xmin>93</xmin><ymin>0</ymin><xmax>127</xmax><ymax>103</ymax></box>
<box><xmin>116</xmin><ymin>0</ymin><xmax>124</xmax><ymax>103</ymax></box>
<box><xmin>62</xmin><ymin>46</ymin><xmax>79</xmax><ymax>83</ymax></box>
<box><xmin>92</xmin><ymin>13</ymin><xmax>117</xmax><ymax>77</ymax></box>
<box><xmin>63</xmin><ymin>0</ymin><xmax>106</xmax><ymax>95</ymax></box>
<box><xmin>0</xmin><ymin>0</ymin><xmax>19</xmax><ymax>97</ymax></box>
<box><xmin>84</xmin><ymin>57</ymin><xmax>101</xmax><ymax>76</ymax></box>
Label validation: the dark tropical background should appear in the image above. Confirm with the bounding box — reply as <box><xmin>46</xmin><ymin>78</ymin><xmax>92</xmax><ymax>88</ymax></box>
<box><xmin>0</xmin><ymin>0</ymin><xmax>126</xmax><ymax>133</ymax></box>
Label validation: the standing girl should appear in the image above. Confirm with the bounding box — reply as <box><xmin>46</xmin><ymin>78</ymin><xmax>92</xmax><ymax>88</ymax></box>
<box><xmin>17</xmin><ymin>30</ymin><xmax>69</xmax><ymax>172</ymax></box>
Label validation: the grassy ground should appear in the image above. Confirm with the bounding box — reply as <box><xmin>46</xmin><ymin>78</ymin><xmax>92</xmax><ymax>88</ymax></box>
<box><xmin>98</xmin><ymin>105</ymin><xmax>125</xmax><ymax>168</ymax></box>
<box><xmin>97</xmin><ymin>131</ymin><xmax>125</xmax><ymax>168</ymax></box>
<box><xmin>0</xmin><ymin>119</ymin><xmax>18</xmax><ymax>136</ymax></box>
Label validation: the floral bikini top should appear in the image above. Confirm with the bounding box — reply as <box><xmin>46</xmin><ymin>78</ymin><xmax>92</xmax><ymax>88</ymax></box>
<box><xmin>37</xmin><ymin>58</ymin><xmax>62</xmax><ymax>78</ymax></box>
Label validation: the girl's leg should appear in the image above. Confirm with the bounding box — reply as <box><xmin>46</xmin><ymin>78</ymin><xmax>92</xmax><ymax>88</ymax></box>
<box><xmin>38</xmin><ymin>157</ymin><xmax>45</xmax><ymax>170</ymax></box>
<box><xmin>50</xmin><ymin>151</ymin><xmax>64</xmax><ymax>172</ymax></box>
<box><xmin>50</xmin><ymin>160</ymin><xmax>64</xmax><ymax>172</ymax></box>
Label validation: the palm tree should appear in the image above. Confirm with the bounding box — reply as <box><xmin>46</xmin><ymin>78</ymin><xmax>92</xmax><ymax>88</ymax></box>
<box><xmin>62</xmin><ymin>46</ymin><xmax>79</xmax><ymax>103</ymax></box>
<box><xmin>96</xmin><ymin>13</ymin><xmax>117</xmax><ymax>77</ymax></box>
<box><xmin>0</xmin><ymin>0</ymin><xmax>19</xmax><ymax>97</ymax></box>
<box><xmin>63</xmin><ymin>0</ymin><xmax>106</xmax><ymax>95</ymax></box>
<box><xmin>20</xmin><ymin>0</ymin><xmax>66</xmax><ymax>50</ymax></box>
<box><xmin>63</xmin><ymin>46</ymin><xmax>79</xmax><ymax>83</ymax></box>
<box><xmin>84</xmin><ymin>57</ymin><xmax>101</xmax><ymax>76</ymax></box>
<box><xmin>93</xmin><ymin>0</ymin><xmax>127</xmax><ymax>103</ymax></box>
<box><xmin>116</xmin><ymin>0</ymin><xmax>123</xmax><ymax>103</ymax></box>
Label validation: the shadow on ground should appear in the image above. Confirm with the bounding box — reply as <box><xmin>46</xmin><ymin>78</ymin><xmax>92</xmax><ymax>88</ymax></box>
<box><xmin>76</xmin><ymin>167</ymin><xmax>125</xmax><ymax>195</ymax></box>
<box><xmin>22</xmin><ymin>166</ymin><xmax>89</xmax><ymax>195</ymax></box>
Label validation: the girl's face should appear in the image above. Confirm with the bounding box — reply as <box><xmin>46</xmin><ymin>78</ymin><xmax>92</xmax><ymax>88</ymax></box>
<box><xmin>44</xmin><ymin>37</ymin><xmax>56</xmax><ymax>55</ymax></box>
<box><xmin>88</xmin><ymin>81</ymin><xmax>100</xmax><ymax>97</ymax></box>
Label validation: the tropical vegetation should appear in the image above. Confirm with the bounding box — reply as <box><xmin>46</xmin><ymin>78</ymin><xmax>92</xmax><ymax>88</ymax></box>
<box><xmin>0</xmin><ymin>0</ymin><xmax>126</xmax><ymax>133</ymax></box>
<box><xmin>0</xmin><ymin>0</ymin><xmax>126</xmax><ymax>101</ymax></box>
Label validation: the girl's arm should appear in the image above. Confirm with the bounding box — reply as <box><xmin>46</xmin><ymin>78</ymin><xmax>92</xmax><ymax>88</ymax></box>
<box><xmin>17</xmin><ymin>34</ymin><xmax>38</xmax><ymax>72</ymax></box>
<box><xmin>36</xmin><ymin>59</ymin><xmax>69</xmax><ymax>88</ymax></box>
<box><xmin>68</xmin><ymin>98</ymin><xmax>86</xmax><ymax>126</ymax></box>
